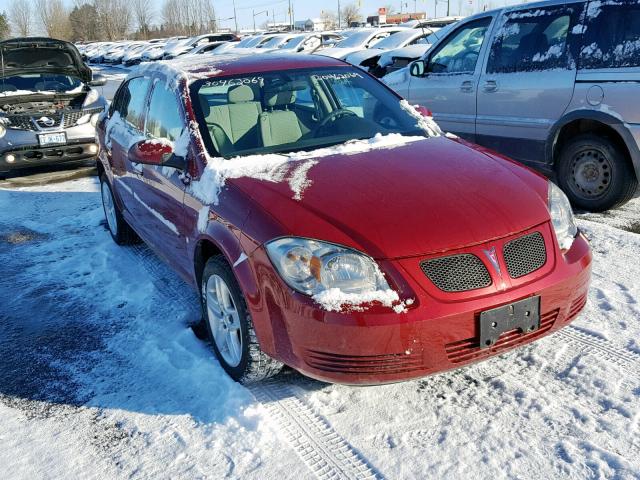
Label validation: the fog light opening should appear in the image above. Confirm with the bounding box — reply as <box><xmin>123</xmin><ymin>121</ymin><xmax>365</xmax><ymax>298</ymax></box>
<box><xmin>5</xmin><ymin>154</ymin><xmax>15</xmax><ymax>164</ymax></box>
<box><xmin>88</xmin><ymin>144</ymin><xmax>99</xmax><ymax>154</ymax></box>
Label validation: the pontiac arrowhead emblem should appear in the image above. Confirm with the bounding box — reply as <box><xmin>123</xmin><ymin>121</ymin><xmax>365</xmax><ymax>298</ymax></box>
<box><xmin>483</xmin><ymin>246</ymin><xmax>502</xmax><ymax>277</ymax></box>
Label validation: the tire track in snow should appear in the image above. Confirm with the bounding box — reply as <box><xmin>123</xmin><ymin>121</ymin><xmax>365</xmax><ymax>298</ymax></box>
<box><xmin>125</xmin><ymin>242</ymin><xmax>382</xmax><ymax>479</ymax></box>
<box><xmin>250</xmin><ymin>380</ymin><xmax>383</xmax><ymax>480</ymax></box>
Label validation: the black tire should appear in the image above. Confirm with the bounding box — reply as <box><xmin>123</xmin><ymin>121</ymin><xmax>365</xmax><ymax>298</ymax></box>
<box><xmin>201</xmin><ymin>255</ymin><xmax>283</xmax><ymax>384</ymax></box>
<box><xmin>99</xmin><ymin>174</ymin><xmax>139</xmax><ymax>245</ymax></box>
<box><xmin>556</xmin><ymin>133</ymin><xmax>638</xmax><ymax>212</ymax></box>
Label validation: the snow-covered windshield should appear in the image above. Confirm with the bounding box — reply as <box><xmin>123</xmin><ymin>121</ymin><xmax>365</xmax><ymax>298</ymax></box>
<box><xmin>335</xmin><ymin>31</ymin><xmax>375</xmax><ymax>48</ymax></box>
<box><xmin>0</xmin><ymin>74</ymin><xmax>83</xmax><ymax>94</ymax></box>
<box><xmin>259</xmin><ymin>36</ymin><xmax>289</xmax><ymax>49</ymax></box>
<box><xmin>192</xmin><ymin>67</ymin><xmax>430</xmax><ymax>158</ymax></box>
<box><xmin>236</xmin><ymin>36</ymin><xmax>261</xmax><ymax>48</ymax></box>
<box><xmin>279</xmin><ymin>35</ymin><xmax>308</xmax><ymax>50</ymax></box>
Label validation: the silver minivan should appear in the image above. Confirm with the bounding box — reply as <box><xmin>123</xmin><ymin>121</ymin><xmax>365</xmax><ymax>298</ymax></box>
<box><xmin>392</xmin><ymin>0</ymin><xmax>640</xmax><ymax>211</ymax></box>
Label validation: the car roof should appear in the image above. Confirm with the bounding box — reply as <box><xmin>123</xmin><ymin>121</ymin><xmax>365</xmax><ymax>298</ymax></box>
<box><xmin>136</xmin><ymin>54</ymin><xmax>350</xmax><ymax>82</ymax></box>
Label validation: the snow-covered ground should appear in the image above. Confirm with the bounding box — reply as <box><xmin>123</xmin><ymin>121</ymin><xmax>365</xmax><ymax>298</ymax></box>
<box><xmin>1</xmin><ymin>176</ymin><xmax>639</xmax><ymax>479</ymax></box>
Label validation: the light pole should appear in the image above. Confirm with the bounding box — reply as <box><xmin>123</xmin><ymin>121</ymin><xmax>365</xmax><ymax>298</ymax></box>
<box><xmin>253</xmin><ymin>9</ymin><xmax>268</xmax><ymax>32</ymax></box>
<box><xmin>337</xmin><ymin>0</ymin><xmax>341</xmax><ymax>29</ymax></box>
<box><xmin>232</xmin><ymin>0</ymin><xmax>238</xmax><ymax>33</ymax></box>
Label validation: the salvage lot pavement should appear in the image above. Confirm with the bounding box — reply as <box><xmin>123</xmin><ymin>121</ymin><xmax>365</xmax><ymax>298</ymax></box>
<box><xmin>1</xmin><ymin>176</ymin><xmax>639</xmax><ymax>479</ymax></box>
<box><xmin>1</xmin><ymin>65</ymin><xmax>640</xmax><ymax>479</ymax></box>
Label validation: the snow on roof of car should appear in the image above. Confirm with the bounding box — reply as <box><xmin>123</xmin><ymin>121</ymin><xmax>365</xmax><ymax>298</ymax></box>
<box><xmin>132</xmin><ymin>54</ymin><xmax>348</xmax><ymax>85</ymax></box>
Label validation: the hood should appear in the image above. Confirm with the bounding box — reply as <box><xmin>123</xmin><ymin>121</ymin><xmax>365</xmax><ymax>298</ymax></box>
<box><xmin>316</xmin><ymin>47</ymin><xmax>360</xmax><ymax>60</ymax></box>
<box><xmin>0</xmin><ymin>37</ymin><xmax>92</xmax><ymax>83</ymax></box>
<box><xmin>378</xmin><ymin>44</ymin><xmax>430</xmax><ymax>67</ymax></box>
<box><xmin>231</xmin><ymin>137</ymin><xmax>550</xmax><ymax>259</ymax></box>
<box><xmin>344</xmin><ymin>48</ymin><xmax>383</xmax><ymax>66</ymax></box>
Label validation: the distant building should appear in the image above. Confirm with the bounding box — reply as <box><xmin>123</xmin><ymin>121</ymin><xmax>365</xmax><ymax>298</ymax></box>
<box><xmin>295</xmin><ymin>18</ymin><xmax>326</xmax><ymax>31</ymax></box>
<box><xmin>266</xmin><ymin>21</ymin><xmax>293</xmax><ymax>32</ymax></box>
<box><xmin>366</xmin><ymin>12</ymin><xmax>427</xmax><ymax>26</ymax></box>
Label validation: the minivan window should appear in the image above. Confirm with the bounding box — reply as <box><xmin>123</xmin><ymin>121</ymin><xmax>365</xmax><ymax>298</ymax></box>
<box><xmin>428</xmin><ymin>18</ymin><xmax>491</xmax><ymax>74</ymax></box>
<box><xmin>487</xmin><ymin>6</ymin><xmax>575</xmax><ymax>74</ymax></box>
<box><xmin>146</xmin><ymin>82</ymin><xmax>183</xmax><ymax>142</ymax></box>
<box><xmin>579</xmin><ymin>0</ymin><xmax>640</xmax><ymax>69</ymax></box>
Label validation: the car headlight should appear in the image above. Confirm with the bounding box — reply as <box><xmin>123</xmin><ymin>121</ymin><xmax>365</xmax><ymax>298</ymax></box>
<box><xmin>266</xmin><ymin>237</ymin><xmax>391</xmax><ymax>296</ymax></box>
<box><xmin>82</xmin><ymin>88</ymin><xmax>100</xmax><ymax>108</ymax></box>
<box><xmin>548</xmin><ymin>181</ymin><xmax>578</xmax><ymax>251</ymax></box>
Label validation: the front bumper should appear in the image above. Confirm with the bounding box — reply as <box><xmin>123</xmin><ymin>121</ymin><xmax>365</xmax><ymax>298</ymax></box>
<box><xmin>244</xmin><ymin>227</ymin><xmax>592</xmax><ymax>385</ymax></box>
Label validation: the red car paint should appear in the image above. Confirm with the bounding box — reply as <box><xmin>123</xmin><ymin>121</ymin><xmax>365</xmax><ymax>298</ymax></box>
<box><xmin>97</xmin><ymin>55</ymin><xmax>591</xmax><ymax>384</ymax></box>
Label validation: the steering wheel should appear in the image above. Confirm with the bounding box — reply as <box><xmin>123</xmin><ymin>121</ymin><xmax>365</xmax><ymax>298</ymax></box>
<box><xmin>314</xmin><ymin>108</ymin><xmax>358</xmax><ymax>135</ymax></box>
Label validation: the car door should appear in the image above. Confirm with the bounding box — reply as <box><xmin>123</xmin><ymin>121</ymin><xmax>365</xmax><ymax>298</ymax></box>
<box><xmin>407</xmin><ymin>16</ymin><xmax>494</xmax><ymax>140</ymax></box>
<box><xmin>104</xmin><ymin>76</ymin><xmax>151</xmax><ymax>226</ymax></box>
<box><xmin>476</xmin><ymin>4</ymin><xmax>582</xmax><ymax>167</ymax></box>
<box><xmin>135</xmin><ymin>79</ymin><xmax>189</xmax><ymax>275</ymax></box>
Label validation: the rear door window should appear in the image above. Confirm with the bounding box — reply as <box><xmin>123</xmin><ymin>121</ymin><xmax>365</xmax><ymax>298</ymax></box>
<box><xmin>578</xmin><ymin>0</ymin><xmax>640</xmax><ymax>69</ymax></box>
<box><xmin>487</xmin><ymin>5</ymin><xmax>578</xmax><ymax>74</ymax></box>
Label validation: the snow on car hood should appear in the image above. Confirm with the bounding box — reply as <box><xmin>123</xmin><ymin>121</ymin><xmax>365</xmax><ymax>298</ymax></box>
<box><xmin>0</xmin><ymin>37</ymin><xmax>92</xmax><ymax>83</ymax></box>
<box><xmin>229</xmin><ymin>137</ymin><xmax>550</xmax><ymax>259</ymax></box>
<box><xmin>344</xmin><ymin>49</ymin><xmax>384</xmax><ymax>66</ymax></box>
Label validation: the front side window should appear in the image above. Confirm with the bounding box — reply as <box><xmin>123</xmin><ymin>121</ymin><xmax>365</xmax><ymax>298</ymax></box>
<box><xmin>579</xmin><ymin>0</ymin><xmax>640</xmax><ymax>69</ymax></box>
<box><xmin>146</xmin><ymin>82</ymin><xmax>183</xmax><ymax>142</ymax></box>
<box><xmin>191</xmin><ymin>67</ymin><xmax>430</xmax><ymax>158</ymax></box>
<box><xmin>428</xmin><ymin>18</ymin><xmax>492</xmax><ymax>74</ymax></box>
<box><xmin>487</xmin><ymin>6</ymin><xmax>576</xmax><ymax>74</ymax></box>
<box><xmin>114</xmin><ymin>77</ymin><xmax>150</xmax><ymax>131</ymax></box>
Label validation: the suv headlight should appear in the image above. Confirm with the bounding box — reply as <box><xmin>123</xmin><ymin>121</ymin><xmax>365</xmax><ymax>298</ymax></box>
<box><xmin>548</xmin><ymin>181</ymin><xmax>577</xmax><ymax>251</ymax></box>
<box><xmin>266</xmin><ymin>237</ymin><xmax>391</xmax><ymax>296</ymax></box>
<box><xmin>82</xmin><ymin>88</ymin><xmax>100</xmax><ymax>108</ymax></box>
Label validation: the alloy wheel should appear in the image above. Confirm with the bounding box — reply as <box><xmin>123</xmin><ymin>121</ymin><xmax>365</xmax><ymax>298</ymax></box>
<box><xmin>101</xmin><ymin>181</ymin><xmax>118</xmax><ymax>236</ymax></box>
<box><xmin>205</xmin><ymin>274</ymin><xmax>243</xmax><ymax>367</ymax></box>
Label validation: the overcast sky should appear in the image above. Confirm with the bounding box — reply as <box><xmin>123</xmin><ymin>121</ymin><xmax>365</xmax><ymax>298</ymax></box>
<box><xmin>0</xmin><ymin>0</ymin><xmax>524</xmax><ymax>32</ymax></box>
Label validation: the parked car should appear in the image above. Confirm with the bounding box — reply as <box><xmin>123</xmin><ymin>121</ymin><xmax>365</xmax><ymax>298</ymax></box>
<box><xmin>392</xmin><ymin>0</ymin><xmax>640</xmax><ymax>211</ymax></box>
<box><xmin>317</xmin><ymin>27</ymin><xmax>408</xmax><ymax>60</ymax></box>
<box><xmin>124</xmin><ymin>43</ymin><xmax>163</xmax><ymax>67</ymax></box>
<box><xmin>0</xmin><ymin>38</ymin><xmax>107</xmax><ymax>177</ymax></box>
<box><xmin>344</xmin><ymin>28</ymin><xmax>440</xmax><ymax>75</ymax></box>
<box><xmin>97</xmin><ymin>54</ymin><xmax>591</xmax><ymax>385</ymax></box>
<box><xmin>174</xmin><ymin>41</ymin><xmax>232</xmax><ymax>58</ymax></box>
<box><xmin>163</xmin><ymin>33</ymin><xmax>239</xmax><ymax>59</ymax></box>
<box><xmin>270</xmin><ymin>32</ymin><xmax>344</xmax><ymax>54</ymax></box>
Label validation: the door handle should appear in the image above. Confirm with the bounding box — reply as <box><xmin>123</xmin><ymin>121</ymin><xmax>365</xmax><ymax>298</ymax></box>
<box><xmin>483</xmin><ymin>80</ymin><xmax>498</xmax><ymax>92</ymax></box>
<box><xmin>460</xmin><ymin>80</ymin><xmax>474</xmax><ymax>92</ymax></box>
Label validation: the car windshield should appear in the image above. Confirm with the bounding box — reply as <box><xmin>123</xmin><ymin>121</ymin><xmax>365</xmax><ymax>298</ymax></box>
<box><xmin>192</xmin><ymin>67</ymin><xmax>429</xmax><ymax>158</ymax></box>
<box><xmin>0</xmin><ymin>74</ymin><xmax>83</xmax><ymax>93</ymax></box>
<box><xmin>237</xmin><ymin>36</ymin><xmax>262</xmax><ymax>48</ymax></box>
<box><xmin>334</xmin><ymin>31</ymin><xmax>375</xmax><ymax>48</ymax></box>
<box><xmin>280</xmin><ymin>35</ymin><xmax>308</xmax><ymax>49</ymax></box>
<box><xmin>373</xmin><ymin>30</ymin><xmax>421</xmax><ymax>49</ymax></box>
<box><xmin>260</xmin><ymin>36</ymin><xmax>288</xmax><ymax>48</ymax></box>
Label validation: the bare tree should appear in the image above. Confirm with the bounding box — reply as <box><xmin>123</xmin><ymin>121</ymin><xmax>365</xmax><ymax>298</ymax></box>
<box><xmin>8</xmin><ymin>0</ymin><xmax>31</xmax><ymax>36</ymax></box>
<box><xmin>95</xmin><ymin>0</ymin><xmax>132</xmax><ymax>40</ymax></box>
<box><xmin>132</xmin><ymin>0</ymin><xmax>154</xmax><ymax>39</ymax></box>
<box><xmin>162</xmin><ymin>0</ymin><xmax>216</xmax><ymax>36</ymax></box>
<box><xmin>341</xmin><ymin>3</ymin><xmax>362</xmax><ymax>27</ymax></box>
<box><xmin>34</xmin><ymin>0</ymin><xmax>71</xmax><ymax>40</ymax></box>
<box><xmin>319</xmin><ymin>10</ymin><xmax>338</xmax><ymax>30</ymax></box>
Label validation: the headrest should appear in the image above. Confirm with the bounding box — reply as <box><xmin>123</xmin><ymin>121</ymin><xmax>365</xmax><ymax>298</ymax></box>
<box><xmin>265</xmin><ymin>90</ymin><xmax>297</xmax><ymax>107</ymax></box>
<box><xmin>228</xmin><ymin>85</ymin><xmax>254</xmax><ymax>103</ymax></box>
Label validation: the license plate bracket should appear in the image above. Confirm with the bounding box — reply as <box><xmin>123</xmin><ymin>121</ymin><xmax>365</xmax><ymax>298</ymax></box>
<box><xmin>38</xmin><ymin>132</ymin><xmax>67</xmax><ymax>147</ymax></box>
<box><xmin>479</xmin><ymin>296</ymin><xmax>540</xmax><ymax>349</ymax></box>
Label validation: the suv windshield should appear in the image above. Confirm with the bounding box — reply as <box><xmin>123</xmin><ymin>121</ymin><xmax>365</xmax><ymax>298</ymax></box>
<box><xmin>192</xmin><ymin>67</ymin><xmax>428</xmax><ymax>158</ymax></box>
<box><xmin>0</xmin><ymin>74</ymin><xmax>83</xmax><ymax>93</ymax></box>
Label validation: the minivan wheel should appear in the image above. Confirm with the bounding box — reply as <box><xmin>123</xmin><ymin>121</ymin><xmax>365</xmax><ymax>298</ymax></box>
<box><xmin>557</xmin><ymin>134</ymin><xmax>637</xmax><ymax>212</ymax></box>
<box><xmin>201</xmin><ymin>255</ymin><xmax>283</xmax><ymax>384</ymax></box>
<box><xmin>99</xmin><ymin>174</ymin><xmax>139</xmax><ymax>245</ymax></box>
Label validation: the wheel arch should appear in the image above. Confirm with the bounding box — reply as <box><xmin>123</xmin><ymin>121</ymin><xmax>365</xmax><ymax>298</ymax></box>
<box><xmin>548</xmin><ymin>111</ymin><xmax>640</xmax><ymax>182</ymax></box>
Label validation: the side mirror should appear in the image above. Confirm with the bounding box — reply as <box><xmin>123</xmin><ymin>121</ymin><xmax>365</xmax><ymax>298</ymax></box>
<box><xmin>410</xmin><ymin>60</ymin><xmax>427</xmax><ymax>77</ymax></box>
<box><xmin>88</xmin><ymin>73</ymin><xmax>107</xmax><ymax>87</ymax></box>
<box><xmin>128</xmin><ymin>139</ymin><xmax>185</xmax><ymax>170</ymax></box>
<box><xmin>414</xmin><ymin>105</ymin><xmax>433</xmax><ymax>118</ymax></box>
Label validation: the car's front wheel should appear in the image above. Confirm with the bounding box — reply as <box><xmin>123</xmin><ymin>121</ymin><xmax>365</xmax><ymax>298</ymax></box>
<box><xmin>201</xmin><ymin>255</ymin><xmax>283</xmax><ymax>383</ymax></box>
<box><xmin>557</xmin><ymin>134</ymin><xmax>637</xmax><ymax>212</ymax></box>
<box><xmin>100</xmin><ymin>174</ymin><xmax>139</xmax><ymax>245</ymax></box>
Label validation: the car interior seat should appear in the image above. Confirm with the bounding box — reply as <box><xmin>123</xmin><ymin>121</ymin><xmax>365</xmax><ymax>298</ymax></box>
<box><xmin>202</xmin><ymin>84</ymin><xmax>262</xmax><ymax>156</ymax></box>
<box><xmin>259</xmin><ymin>89</ymin><xmax>304</xmax><ymax>148</ymax></box>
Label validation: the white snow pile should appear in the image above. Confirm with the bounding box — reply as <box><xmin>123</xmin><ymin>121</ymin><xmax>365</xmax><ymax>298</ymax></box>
<box><xmin>313</xmin><ymin>288</ymin><xmax>414</xmax><ymax>314</ymax></box>
<box><xmin>399</xmin><ymin>99</ymin><xmax>443</xmax><ymax>137</ymax></box>
<box><xmin>188</xmin><ymin>132</ymin><xmax>428</xmax><ymax>206</ymax></box>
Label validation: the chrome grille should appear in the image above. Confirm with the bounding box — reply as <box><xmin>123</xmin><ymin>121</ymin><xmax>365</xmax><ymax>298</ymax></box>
<box><xmin>503</xmin><ymin>232</ymin><xmax>547</xmax><ymax>278</ymax></box>
<box><xmin>420</xmin><ymin>254</ymin><xmax>492</xmax><ymax>292</ymax></box>
<box><xmin>4</xmin><ymin>107</ymin><xmax>102</xmax><ymax>131</ymax></box>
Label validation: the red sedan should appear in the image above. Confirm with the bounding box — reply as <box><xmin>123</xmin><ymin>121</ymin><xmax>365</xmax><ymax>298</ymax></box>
<box><xmin>97</xmin><ymin>55</ymin><xmax>591</xmax><ymax>384</ymax></box>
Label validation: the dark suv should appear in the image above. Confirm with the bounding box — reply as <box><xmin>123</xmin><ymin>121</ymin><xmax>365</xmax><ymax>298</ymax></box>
<box><xmin>392</xmin><ymin>0</ymin><xmax>640</xmax><ymax>211</ymax></box>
